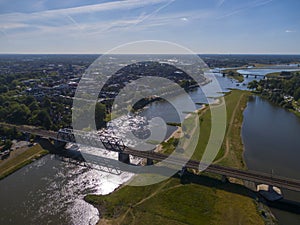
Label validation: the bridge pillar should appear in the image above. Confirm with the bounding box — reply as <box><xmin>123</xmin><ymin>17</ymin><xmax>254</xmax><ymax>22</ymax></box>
<box><xmin>243</xmin><ymin>181</ymin><xmax>258</xmax><ymax>192</ymax></box>
<box><xmin>22</xmin><ymin>132</ymin><xmax>30</xmax><ymax>142</ymax></box>
<box><xmin>146</xmin><ymin>158</ymin><xmax>153</xmax><ymax>165</ymax></box>
<box><xmin>54</xmin><ymin>140</ymin><xmax>66</xmax><ymax>149</ymax></box>
<box><xmin>257</xmin><ymin>185</ymin><xmax>283</xmax><ymax>201</ymax></box>
<box><xmin>221</xmin><ymin>175</ymin><xmax>228</xmax><ymax>183</ymax></box>
<box><xmin>178</xmin><ymin>166</ymin><xmax>187</xmax><ymax>177</ymax></box>
<box><xmin>118</xmin><ymin>152</ymin><xmax>130</xmax><ymax>164</ymax></box>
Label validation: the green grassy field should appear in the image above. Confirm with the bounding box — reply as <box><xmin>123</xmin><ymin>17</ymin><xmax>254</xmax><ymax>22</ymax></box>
<box><xmin>85</xmin><ymin>90</ymin><xmax>275</xmax><ymax>225</ymax></box>
<box><xmin>161</xmin><ymin>89</ymin><xmax>251</xmax><ymax>168</ymax></box>
<box><xmin>86</xmin><ymin>173</ymin><xmax>269</xmax><ymax>225</ymax></box>
<box><xmin>214</xmin><ymin>90</ymin><xmax>251</xmax><ymax>168</ymax></box>
<box><xmin>0</xmin><ymin>144</ymin><xmax>48</xmax><ymax>180</ymax></box>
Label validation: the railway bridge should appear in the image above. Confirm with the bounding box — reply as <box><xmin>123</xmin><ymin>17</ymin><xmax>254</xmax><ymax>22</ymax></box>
<box><xmin>3</xmin><ymin>124</ymin><xmax>300</xmax><ymax>199</ymax></box>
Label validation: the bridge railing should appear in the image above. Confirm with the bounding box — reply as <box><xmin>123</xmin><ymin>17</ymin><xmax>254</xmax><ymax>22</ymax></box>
<box><xmin>57</xmin><ymin>128</ymin><xmax>126</xmax><ymax>152</ymax></box>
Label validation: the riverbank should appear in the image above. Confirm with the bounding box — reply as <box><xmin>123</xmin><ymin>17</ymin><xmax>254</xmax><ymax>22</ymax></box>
<box><xmin>256</xmin><ymin>93</ymin><xmax>300</xmax><ymax>119</ymax></box>
<box><xmin>221</xmin><ymin>68</ymin><xmax>245</xmax><ymax>82</ymax></box>
<box><xmin>250</xmin><ymin>70</ymin><xmax>300</xmax><ymax>119</ymax></box>
<box><xmin>158</xmin><ymin>104</ymin><xmax>206</xmax><ymax>155</ymax></box>
<box><xmin>0</xmin><ymin>144</ymin><xmax>48</xmax><ymax>180</ymax></box>
<box><xmin>85</xmin><ymin>90</ymin><xmax>276</xmax><ymax>225</ymax></box>
<box><xmin>160</xmin><ymin>89</ymin><xmax>250</xmax><ymax>169</ymax></box>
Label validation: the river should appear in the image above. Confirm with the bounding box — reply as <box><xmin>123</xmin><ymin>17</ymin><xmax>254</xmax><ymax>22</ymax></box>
<box><xmin>0</xmin><ymin>68</ymin><xmax>299</xmax><ymax>224</ymax></box>
<box><xmin>243</xmin><ymin>96</ymin><xmax>300</xmax><ymax>225</ymax></box>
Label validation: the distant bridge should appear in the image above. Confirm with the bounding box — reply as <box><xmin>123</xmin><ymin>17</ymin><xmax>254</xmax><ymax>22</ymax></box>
<box><xmin>242</xmin><ymin>73</ymin><xmax>266</xmax><ymax>79</ymax></box>
<box><xmin>3</xmin><ymin>123</ymin><xmax>300</xmax><ymax>193</ymax></box>
<box><xmin>221</xmin><ymin>72</ymin><xmax>266</xmax><ymax>79</ymax></box>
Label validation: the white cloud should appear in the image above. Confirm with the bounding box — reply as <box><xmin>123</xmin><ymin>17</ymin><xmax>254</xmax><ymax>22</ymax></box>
<box><xmin>0</xmin><ymin>0</ymin><xmax>171</xmax><ymax>30</ymax></box>
<box><xmin>0</xmin><ymin>0</ymin><xmax>176</xmax><ymax>38</ymax></box>
<box><xmin>0</xmin><ymin>0</ymin><xmax>216</xmax><ymax>53</ymax></box>
<box><xmin>0</xmin><ymin>22</ymin><xmax>29</xmax><ymax>29</ymax></box>
<box><xmin>218</xmin><ymin>0</ymin><xmax>273</xmax><ymax>19</ymax></box>
<box><xmin>285</xmin><ymin>30</ymin><xmax>296</xmax><ymax>33</ymax></box>
<box><xmin>0</xmin><ymin>0</ymin><xmax>171</xmax><ymax>18</ymax></box>
<box><xmin>1</xmin><ymin>1</ymin><xmax>216</xmax><ymax>37</ymax></box>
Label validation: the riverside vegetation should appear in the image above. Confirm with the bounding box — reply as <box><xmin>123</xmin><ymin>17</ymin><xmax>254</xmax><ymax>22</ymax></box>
<box><xmin>248</xmin><ymin>71</ymin><xmax>300</xmax><ymax>117</ymax></box>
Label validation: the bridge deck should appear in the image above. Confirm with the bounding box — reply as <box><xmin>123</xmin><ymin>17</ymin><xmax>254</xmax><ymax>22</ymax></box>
<box><xmin>124</xmin><ymin>148</ymin><xmax>300</xmax><ymax>192</ymax></box>
<box><xmin>2</xmin><ymin>123</ymin><xmax>300</xmax><ymax>192</ymax></box>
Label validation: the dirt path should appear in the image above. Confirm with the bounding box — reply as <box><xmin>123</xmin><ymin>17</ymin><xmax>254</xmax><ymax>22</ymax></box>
<box><xmin>115</xmin><ymin>179</ymin><xmax>173</xmax><ymax>224</ymax></box>
<box><xmin>214</xmin><ymin>93</ymin><xmax>245</xmax><ymax>164</ymax></box>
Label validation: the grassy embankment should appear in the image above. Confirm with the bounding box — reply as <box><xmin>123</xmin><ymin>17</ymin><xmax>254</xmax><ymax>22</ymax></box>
<box><xmin>162</xmin><ymin>89</ymin><xmax>250</xmax><ymax>169</ymax></box>
<box><xmin>0</xmin><ymin>144</ymin><xmax>48</xmax><ymax>180</ymax></box>
<box><xmin>86</xmin><ymin>173</ymin><xmax>266</xmax><ymax>225</ymax></box>
<box><xmin>222</xmin><ymin>68</ymin><xmax>245</xmax><ymax>82</ymax></box>
<box><xmin>213</xmin><ymin>90</ymin><xmax>251</xmax><ymax>168</ymax></box>
<box><xmin>85</xmin><ymin>90</ymin><xmax>275</xmax><ymax>225</ymax></box>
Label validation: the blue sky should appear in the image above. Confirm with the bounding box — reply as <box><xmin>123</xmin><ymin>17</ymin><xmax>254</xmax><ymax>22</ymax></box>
<box><xmin>0</xmin><ymin>0</ymin><xmax>299</xmax><ymax>54</ymax></box>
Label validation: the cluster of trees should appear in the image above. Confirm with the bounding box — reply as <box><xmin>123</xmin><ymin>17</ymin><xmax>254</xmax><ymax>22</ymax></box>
<box><xmin>248</xmin><ymin>72</ymin><xmax>300</xmax><ymax>109</ymax></box>
<box><xmin>0</xmin><ymin>66</ymin><xmax>58</xmax><ymax>129</ymax></box>
<box><xmin>0</xmin><ymin>126</ymin><xmax>23</xmax><ymax>151</ymax></box>
<box><xmin>0</xmin><ymin>93</ymin><xmax>71</xmax><ymax>130</ymax></box>
<box><xmin>202</xmin><ymin>54</ymin><xmax>300</xmax><ymax>68</ymax></box>
<box><xmin>226</xmin><ymin>70</ymin><xmax>244</xmax><ymax>82</ymax></box>
<box><xmin>68</xmin><ymin>101</ymin><xmax>107</xmax><ymax>131</ymax></box>
<box><xmin>95</xmin><ymin>103</ymin><xmax>107</xmax><ymax>129</ymax></box>
<box><xmin>0</xmin><ymin>55</ymin><xmax>108</xmax><ymax>134</ymax></box>
<box><xmin>0</xmin><ymin>93</ymin><xmax>108</xmax><ymax>131</ymax></box>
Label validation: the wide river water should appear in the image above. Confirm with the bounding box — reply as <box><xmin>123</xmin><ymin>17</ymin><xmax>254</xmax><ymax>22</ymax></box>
<box><xmin>0</xmin><ymin>68</ymin><xmax>300</xmax><ymax>224</ymax></box>
<box><xmin>243</xmin><ymin>96</ymin><xmax>300</xmax><ymax>225</ymax></box>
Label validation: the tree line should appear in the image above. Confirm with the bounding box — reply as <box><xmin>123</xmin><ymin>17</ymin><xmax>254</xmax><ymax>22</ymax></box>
<box><xmin>248</xmin><ymin>72</ymin><xmax>300</xmax><ymax>110</ymax></box>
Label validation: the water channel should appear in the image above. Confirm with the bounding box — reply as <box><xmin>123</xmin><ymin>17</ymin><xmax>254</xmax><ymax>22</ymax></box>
<box><xmin>243</xmin><ymin>96</ymin><xmax>300</xmax><ymax>225</ymax></box>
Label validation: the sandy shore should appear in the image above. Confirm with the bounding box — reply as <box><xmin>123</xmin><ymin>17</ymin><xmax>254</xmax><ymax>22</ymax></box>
<box><xmin>155</xmin><ymin>104</ymin><xmax>207</xmax><ymax>153</ymax></box>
